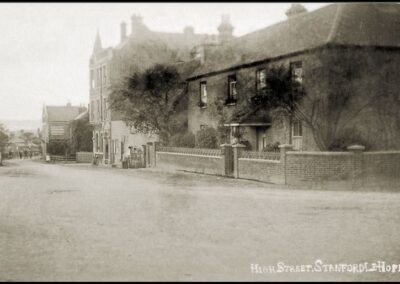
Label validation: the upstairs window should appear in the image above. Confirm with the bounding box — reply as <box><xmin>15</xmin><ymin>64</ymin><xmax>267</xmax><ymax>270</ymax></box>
<box><xmin>90</xmin><ymin>100</ymin><xmax>95</xmax><ymax>121</ymax></box>
<box><xmin>199</xmin><ymin>81</ymin><xmax>207</xmax><ymax>107</ymax></box>
<box><xmin>97</xmin><ymin>69</ymin><xmax>101</xmax><ymax>88</ymax></box>
<box><xmin>97</xmin><ymin>99</ymin><xmax>100</xmax><ymax>120</ymax></box>
<box><xmin>103</xmin><ymin>66</ymin><xmax>107</xmax><ymax>86</ymax></box>
<box><xmin>290</xmin><ymin>61</ymin><xmax>303</xmax><ymax>84</ymax></box>
<box><xmin>90</xmin><ymin>70</ymin><xmax>95</xmax><ymax>89</ymax></box>
<box><xmin>256</xmin><ymin>68</ymin><xmax>267</xmax><ymax>93</ymax></box>
<box><xmin>226</xmin><ymin>74</ymin><xmax>237</xmax><ymax>104</ymax></box>
<box><xmin>103</xmin><ymin>98</ymin><xmax>107</xmax><ymax>120</ymax></box>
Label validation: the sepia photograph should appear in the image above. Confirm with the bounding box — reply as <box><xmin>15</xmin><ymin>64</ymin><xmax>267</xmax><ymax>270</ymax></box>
<box><xmin>0</xmin><ymin>1</ymin><xmax>399</xmax><ymax>281</ymax></box>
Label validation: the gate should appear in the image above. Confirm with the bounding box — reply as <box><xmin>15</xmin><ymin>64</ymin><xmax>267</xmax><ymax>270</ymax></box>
<box><xmin>129</xmin><ymin>148</ymin><xmax>145</xmax><ymax>168</ymax></box>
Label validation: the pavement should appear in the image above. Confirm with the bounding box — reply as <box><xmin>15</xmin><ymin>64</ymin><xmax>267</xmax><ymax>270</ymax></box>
<box><xmin>1</xmin><ymin>158</ymin><xmax>400</xmax><ymax>281</ymax></box>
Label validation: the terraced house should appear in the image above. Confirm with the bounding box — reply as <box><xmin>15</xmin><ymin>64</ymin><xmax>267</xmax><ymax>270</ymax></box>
<box><xmin>186</xmin><ymin>3</ymin><xmax>400</xmax><ymax>151</ymax></box>
<box><xmin>89</xmin><ymin>14</ymin><xmax>233</xmax><ymax>166</ymax></box>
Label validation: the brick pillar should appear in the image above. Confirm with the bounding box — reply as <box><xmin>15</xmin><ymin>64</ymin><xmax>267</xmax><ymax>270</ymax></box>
<box><xmin>142</xmin><ymin>144</ymin><xmax>147</xmax><ymax>168</ymax></box>
<box><xmin>278</xmin><ymin>144</ymin><xmax>293</xmax><ymax>185</ymax></box>
<box><xmin>147</xmin><ymin>142</ymin><xmax>154</xmax><ymax>167</ymax></box>
<box><xmin>347</xmin><ymin>145</ymin><xmax>365</xmax><ymax>188</ymax></box>
<box><xmin>153</xmin><ymin>141</ymin><xmax>159</xmax><ymax>167</ymax></box>
<box><xmin>220</xmin><ymin>144</ymin><xmax>233</xmax><ymax>177</ymax></box>
<box><xmin>232</xmin><ymin>143</ymin><xmax>246</xmax><ymax>179</ymax></box>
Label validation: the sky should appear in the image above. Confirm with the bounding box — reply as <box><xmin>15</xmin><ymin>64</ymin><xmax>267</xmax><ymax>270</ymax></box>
<box><xmin>0</xmin><ymin>2</ymin><xmax>329</xmax><ymax>123</ymax></box>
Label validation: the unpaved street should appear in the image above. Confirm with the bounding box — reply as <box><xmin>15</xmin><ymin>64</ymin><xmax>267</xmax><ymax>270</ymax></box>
<box><xmin>1</xmin><ymin>159</ymin><xmax>400</xmax><ymax>281</ymax></box>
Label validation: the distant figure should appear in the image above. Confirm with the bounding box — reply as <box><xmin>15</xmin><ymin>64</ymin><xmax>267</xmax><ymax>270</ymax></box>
<box><xmin>24</xmin><ymin>150</ymin><xmax>28</xmax><ymax>159</ymax></box>
<box><xmin>29</xmin><ymin>151</ymin><xmax>32</xmax><ymax>159</ymax></box>
<box><xmin>9</xmin><ymin>151</ymin><xmax>13</xmax><ymax>159</ymax></box>
<box><xmin>19</xmin><ymin>151</ymin><xmax>22</xmax><ymax>159</ymax></box>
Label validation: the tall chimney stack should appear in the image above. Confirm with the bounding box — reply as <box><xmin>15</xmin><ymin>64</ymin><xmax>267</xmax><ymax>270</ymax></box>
<box><xmin>120</xmin><ymin>21</ymin><xmax>127</xmax><ymax>42</ymax></box>
<box><xmin>131</xmin><ymin>14</ymin><xmax>147</xmax><ymax>37</ymax></box>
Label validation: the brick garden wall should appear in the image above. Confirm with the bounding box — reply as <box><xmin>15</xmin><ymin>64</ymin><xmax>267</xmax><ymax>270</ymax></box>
<box><xmin>286</xmin><ymin>152</ymin><xmax>354</xmax><ymax>184</ymax></box>
<box><xmin>155</xmin><ymin>146</ymin><xmax>223</xmax><ymax>176</ymax></box>
<box><xmin>148</xmin><ymin>142</ymin><xmax>399</xmax><ymax>190</ymax></box>
<box><xmin>238</xmin><ymin>158</ymin><xmax>283</xmax><ymax>184</ymax></box>
<box><xmin>363</xmin><ymin>152</ymin><xmax>400</xmax><ymax>182</ymax></box>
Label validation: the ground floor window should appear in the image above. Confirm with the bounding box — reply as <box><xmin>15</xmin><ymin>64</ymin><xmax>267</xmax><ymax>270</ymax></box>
<box><xmin>292</xmin><ymin>120</ymin><xmax>303</xmax><ymax>151</ymax></box>
<box><xmin>292</xmin><ymin>120</ymin><xmax>303</xmax><ymax>137</ymax></box>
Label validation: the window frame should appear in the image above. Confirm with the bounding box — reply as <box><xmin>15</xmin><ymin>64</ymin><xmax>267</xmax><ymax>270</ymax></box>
<box><xmin>199</xmin><ymin>81</ymin><xmax>207</xmax><ymax>107</ymax></box>
<box><xmin>255</xmin><ymin>68</ymin><xmax>267</xmax><ymax>94</ymax></box>
<box><xmin>290</xmin><ymin>61</ymin><xmax>303</xmax><ymax>85</ymax></box>
<box><xmin>292</xmin><ymin>120</ymin><xmax>303</xmax><ymax>137</ymax></box>
<box><xmin>226</xmin><ymin>74</ymin><xmax>237</xmax><ymax>104</ymax></box>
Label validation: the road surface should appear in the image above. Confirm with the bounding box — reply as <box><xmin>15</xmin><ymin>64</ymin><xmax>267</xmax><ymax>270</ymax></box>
<box><xmin>1</xmin><ymin>159</ymin><xmax>400</xmax><ymax>281</ymax></box>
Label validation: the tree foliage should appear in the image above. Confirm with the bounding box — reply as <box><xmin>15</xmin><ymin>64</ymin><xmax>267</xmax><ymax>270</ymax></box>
<box><xmin>196</xmin><ymin>127</ymin><xmax>219</xmax><ymax>149</ymax></box>
<box><xmin>0</xmin><ymin>124</ymin><xmax>9</xmax><ymax>165</ymax></box>
<box><xmin>109</xmin><ymin>64</ymin><xmax>187</xmax><ymax>144</ymax></box>
<box><xmin>70</xmin><ymin>114</ymin><xmax>93</xmax><ymax>153</ymax></box>
<box><xmin>169</xmin><ymin>131</ymin><xmax>195</xmax><ymax>148</ymax></box>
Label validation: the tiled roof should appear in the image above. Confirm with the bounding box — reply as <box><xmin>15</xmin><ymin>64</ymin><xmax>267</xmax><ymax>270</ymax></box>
<box><xmin>45</xmin><ymin>106</ymin><xmax>82</xmax><ymax>122</ymax></box>
<box><xmin>115</xmin><ymin>30</ymin><xmax>210</xmax><ymax>62</ymax></box>
<box><xmin>189</xmin><ymin>3</ymin><xmax>400</xmax><ymax>79</ymax></box>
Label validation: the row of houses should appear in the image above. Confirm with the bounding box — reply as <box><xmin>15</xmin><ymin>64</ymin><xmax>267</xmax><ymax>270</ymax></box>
<box><xmin>89</xmin><ymin>3</ymin><xmax>400</xmax><ymax>167</ymax></box>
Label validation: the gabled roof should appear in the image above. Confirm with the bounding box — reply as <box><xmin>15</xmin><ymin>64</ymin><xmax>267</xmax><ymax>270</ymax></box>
<box><xmin>189</xmin><ymin>3</ymin><xmax>400</xmax><ymax>79</ymax></box>
<box><xmin>114</xmin><ymin>29</ymin><xmax>211</xmax><ymax>62</ymax></box>
<box><xmin>44</xmin><ymin>106</ymin><xmax>82</xmax><ymax>122</ymax></box>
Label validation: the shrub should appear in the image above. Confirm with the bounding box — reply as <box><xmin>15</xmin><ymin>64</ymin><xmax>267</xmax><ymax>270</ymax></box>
<box><xmin>196</xmin><ymin>127</ymin><xmax>218</xmax><ymax>149</ymax></box>
<box><xmin>262</xmin><ymin>142</ymin><xmax>281</xmax><ymax>152</ymax></box>
<box><xmin>169</xmin><ymin>131</ymin><xmax>195</xmax><ymax>148</ymax></box>
<box><xmin>241</xmin><ymin>140</ymin><xmax>253</xmax><ymax>151</ymax></box>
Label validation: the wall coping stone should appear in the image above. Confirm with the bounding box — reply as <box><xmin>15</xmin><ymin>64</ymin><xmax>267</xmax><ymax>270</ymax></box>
<box><xmin>287</xmin><ymin>151</ymin><xmax>352</xmax><ymax>156</ymax></box>
<box><xmin>157</xmin><ymin>151</ymin><xmax>222</xmax><ymax>159</ymax></box>
<box><xmin>239</xmin><ymin>158</ymin><xmax>280</xmax><ymax>164</ymax></box>
<box><xmin>364</xmin><ymin>151</ymin><xmax>400</xmax><ymax>155</ymax></box>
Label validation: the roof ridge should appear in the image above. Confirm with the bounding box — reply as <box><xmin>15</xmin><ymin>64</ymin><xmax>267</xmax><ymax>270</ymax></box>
<box><xmin>326</xmin><ymin>3</ymin><xmax>344</xmax><ymax>44</ymax></box>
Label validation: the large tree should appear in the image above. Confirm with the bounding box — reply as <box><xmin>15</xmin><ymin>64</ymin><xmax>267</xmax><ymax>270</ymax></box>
<box><xmin>109</xmin><ymin>64</ymin><xmax>187</xmax><ymax>144</ymax></box>
<box><xmin>69</xmin><ymin>113</ymin><xmax>93</xmax><ymax>153</ymax></box>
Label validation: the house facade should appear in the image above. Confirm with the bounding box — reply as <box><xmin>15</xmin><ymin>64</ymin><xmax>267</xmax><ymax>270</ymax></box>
<box><xmin>186</xmin><ymin>3</ymin><xmax>400</xmax><ymax>151</ymax></box>
<box><xmin>42</xmin><ymin>103</ymin><xmax>86</xmax><ymax>156</ymax></box>
<box><xmin>89</xmin><ymin>14</ymin><xmax>235</xmax><ymax>166</ymax></box>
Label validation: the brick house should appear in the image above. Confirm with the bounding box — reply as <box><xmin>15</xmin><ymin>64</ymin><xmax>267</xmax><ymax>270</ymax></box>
<box><xmin>41</xmin><ymin>103</ymin><xmax>86</xmax><ymax>156</ymax></box>
<box><xmin>90</xmin><ymin>14</ymin><xmax>234</xmax><ymax>166</ymax></box>
<box><xmin>186</xmin><ymin>3</ymin><xmax>400</xmax><ymax>151</ymax></box>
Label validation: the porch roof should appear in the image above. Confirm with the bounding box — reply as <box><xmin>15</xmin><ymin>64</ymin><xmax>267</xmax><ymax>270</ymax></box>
<box><xmin>225</xmin><ymin>108</ymin><xmax>272</xmax><ymax>127</ymax></box>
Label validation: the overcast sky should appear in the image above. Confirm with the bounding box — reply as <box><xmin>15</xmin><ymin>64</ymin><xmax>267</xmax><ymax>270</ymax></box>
<box><xmin>0</xmin><ymin>2</ymin><xmax>329</xmax><ymax>122</ymax></box>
